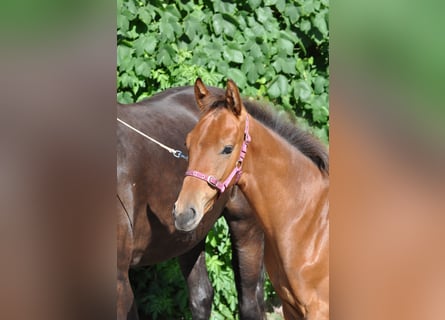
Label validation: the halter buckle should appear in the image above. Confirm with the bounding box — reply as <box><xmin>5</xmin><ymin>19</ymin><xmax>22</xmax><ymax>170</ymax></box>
<box><xmin>206</xmin><ymin>175</ymin><xmax>218</xmax><ymax>187</ymax></box>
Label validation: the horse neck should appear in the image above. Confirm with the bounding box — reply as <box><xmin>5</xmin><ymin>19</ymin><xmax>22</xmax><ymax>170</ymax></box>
<box><xmin>238</xmin><ymin>116</ymin><xmax>328</xmax><ymax>235</ymax></box>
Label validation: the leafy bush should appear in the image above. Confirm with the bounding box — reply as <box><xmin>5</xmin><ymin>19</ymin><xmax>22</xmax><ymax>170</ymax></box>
<box><xmin>130</xmin><ymin>262</ymin><xmax>190</xmax><ymax>319</ymax></box>
<box><xmin>117</xmin><ymin>0</ymin><xmax>329</xmax><ymax>142</ymax></box>
<box><xmin>118</xmin><ymin>0</ymin><xmax>329</xmax><ymax>318</ymax></box>
<box><xmin>205</xmin><ymin>218</ymin><xmax>238</xmax><ymax>319</ymax></box>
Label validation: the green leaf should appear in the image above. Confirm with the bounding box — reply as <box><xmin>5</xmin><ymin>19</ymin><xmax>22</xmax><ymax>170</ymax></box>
<box><xmin>223</xmin><ymin>48</ymin><xmax>244</xmax><ymax>63</ymax></box>
<box><xmin>156</xmin><ymin>44</ymin><xmax>175</xmax><ymax>66</ymax></box>
<box><xmin>227</xmin><ymin>68</ymin><xmax>247</xmax><ymax>88</ymax></box>
<box><xmin>255</xmin><ymin>61</ymin><xmax>266</xmax><ymax>75</ymax></box>
<box><xmin>117</xmin><ymin>45</ymin><xmax>134</xmax><ymax>71</ymax></box>
<box><xmin>248</xmin><ymin>0</ymin><xmax>262</xmax><ymax>9</ymax></box>
<box><xmin>296</xmin><ymin>58</ymin><xmax>306</xmax><ymax>74</ymax></box>
<box><xmin>119</xmin><ymin>72</ymin><xmax>132</xmax><ymax>88</ymax></box>
<box><xmin>259</xmin><ymin>42</ymin><xmax>271</xmax><ymax>58</ymax></box>
<box><xmin>124</xmin><ymin>25</ymin><xmax>140</xmax><ymax>40</ymax></box>
<box><xmin>213</xmin><ymin>1</ymin><xmax>236</xmax><ymax>14</ymax></box>
<box><xmin>184</xmin><ymin>15</ymin><xmax>201</xmax><ymax>39</ymax></box>
<box><xmin>246</xmin><ymin>17</ymin><xmax>267</xmax><ymax>38</ymax></box>
<box><xmin>272</xmin><ymin>58</ymin><xmax>282</xmax><ymax>73</ymax></box>
<box><xmin>219</xmin><ymin>304</ymin><xmax>234</xmax><ymax>319</ymax></box>
<box><xmin>279</xmin><ymin>29</ymin><xmax>298</xmax><ymax>43</ymax></box>
<box><xmin>285</xmin><ymin>4</ymin><xmax>300</xmax><ymax>23</ymax></box>
<box><xmin>294</xmin><ymin>79</ymin><xmax>312</xmax><ymax>102</ymax></box>
<box><xmin>210</xmin><ymin>236</ymin><xmax>217</xmax><ymax>247</ymax></box>
<box><xmin>301</xmin><ymin>0</ymin><xmax>315</xmax><ymax>16</ymax></box>
<box><xmin>159</xmin><ymin>17</ymin><xmax>175</xmax><ymax>41</ymax></box>
<box><xmin>171</xmin><ymin>19</ymin><xmax>183</xmax><ymax>36</ymax></box>
<box><xmin>212</xmin><ymin>13</ymin><xmax>224</xmax><ymax>35</ymax></box>
<box><xmin>281</xmin><ymin>58</ymin><xmax>297</xmax><ymax>75</ymax></box>
<box><xmin>117</xmin><ymin>91</ymin><xmax>133</xmax><ymax>104</ymax></box>
<box><xmin>276</xmin><ymin>0</ymin><xmax>286</xmax><ymax>11</ymax></box>
<box><xmin>133</xmin><ymin>34</ymin><xmax>157</xmax><ymax>55</ymax></box>
<box><xmin>125</xmin><ymin>0</ymin><xmax>138</xmax><ymax>15</ymax></box>
<box><xmin>134</xmin><ymin>59</ymin><xmax>151</xmax><ymax>77</ymax></box>
<box><xmin>216</xmin><ymin>60</ymin><xmax>230</xmax><ymax>75</ymax></box>
<box><xmin>117</xmin><ymin>13</ymin><xmax>129</xmax><ymax>34</ymax></box>
<box><xmin>241</xmin><ymin>56</ymin><xmax>258</xmax><ymax>84</ymax></box>
<box><xmin>212</xmin><ymin>13</ymin><xmax>236</xmax><ymax>36</ymax></box>
<box><xmin>300</xmin><ymin>19</ymin><xmax>311</xmax><ymax>32</ymax></box>
<box><xmin>314</xmin><ymin>76</ymin><xmax>327</xmax><ymax>94</ymax></box>
<box><xmin>256</xmin><ymin>7</ymin><xmax>273</xmax><ymax>24</ymax></box>
<box><xmin>164</xmin><ymin>4</ymin><xmax>181</xmax><ymax>19</ymax></box>
<box><xmin>311</xmin><ymin>95</ymin><xmax>329</xmax><ymax>123</ymax></box>
<box><xmin>276</xmin><ymin>38</ymin><xmax>294</xmax><ymax>55</ymax></box>
<box><xmin>222</xmin><ymin>13</ymin><xmax>241</xmax><ymax>29</ymax></box>
<box><xmin>138</xmin><ymin>7</ymin><xmax>152</xmax><ymax>26</ymax></box>
<box><xmin>248</xmin><ymin>42</ymin><xmax>263</xmax><ymax>58</ymax></box>
<box><xmin>268</xmin><ymin>75</ymin><xmax>288</xmax><ymax>98</ymax></box>
<box><xmin>136</xmin><ymin>92</ymin><xmax>151</xmax><ymax>102</ymax></box>
<box><xmin>313</xmin><ymin>13</ymin><xmax>328</xmax><ymax>36</ymax></box>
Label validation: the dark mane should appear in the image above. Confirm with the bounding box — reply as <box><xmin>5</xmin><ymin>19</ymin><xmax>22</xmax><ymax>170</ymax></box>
<box><xmin>244</xmin><ymin>100</ymin><xmax>329</xmax><ymax>175</ymax></box>
<box><xmin>206</xmin><ymin>88</ymin><xmax>329</xmax><ymax>175</ymax></box>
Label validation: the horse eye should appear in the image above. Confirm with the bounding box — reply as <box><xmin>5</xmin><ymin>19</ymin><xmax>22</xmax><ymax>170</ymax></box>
<box><xmin>221</xmin><ymin>145</ymin><xmax>233</xmax><ymax>155</ymax></box>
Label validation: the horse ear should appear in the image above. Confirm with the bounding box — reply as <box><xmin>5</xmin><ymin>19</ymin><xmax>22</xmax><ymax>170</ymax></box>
<box><xmin>194</xmin><ymin>78</ymin><xmax>209</xmax><ymax>111</ymax></box>
<box><xmin>225</xmin><ymin>79</ymin><xmax>242</xmax><ymax>116</ymax></box>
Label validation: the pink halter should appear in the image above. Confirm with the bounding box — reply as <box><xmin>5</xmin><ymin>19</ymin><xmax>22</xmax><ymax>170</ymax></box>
<box><xmin>185</xmin><ymin>116</ymin><xmax>251</xmax><ymax>193</ymax></box>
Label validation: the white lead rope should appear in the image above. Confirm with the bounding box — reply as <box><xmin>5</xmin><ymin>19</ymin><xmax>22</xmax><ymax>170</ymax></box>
<box><xmin>117</xmin><ymin>118</ymin><xmax>188</xmax><ymax>160</ymax></box>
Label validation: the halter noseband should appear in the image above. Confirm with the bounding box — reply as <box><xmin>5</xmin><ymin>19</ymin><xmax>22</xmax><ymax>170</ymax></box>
<box><xmin>185</xmin><ymin>116</ymin><xmax>251</xmax><ymax>193</ymax></box>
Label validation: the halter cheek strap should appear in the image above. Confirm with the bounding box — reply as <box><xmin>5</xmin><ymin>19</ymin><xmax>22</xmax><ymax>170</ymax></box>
<box><xmin>185</xmin><ymin>116</ymin><xmax>251</xmax><ymax>193</ymax></box>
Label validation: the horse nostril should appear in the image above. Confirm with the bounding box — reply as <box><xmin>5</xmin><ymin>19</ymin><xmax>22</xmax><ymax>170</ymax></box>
<box><xmin>173</xmin><ymin>205</ymin><xmax>199</xmax><ymax>231</ymax></box>
<box><xmin>189</xmin><ymin>207</ymin><xmax>197</xmax><ymax>219</ymax></box>
<box><xmin>172</xmin><ymin>204</ymin><xmax>177</xmax><ymax>220</ymax></box>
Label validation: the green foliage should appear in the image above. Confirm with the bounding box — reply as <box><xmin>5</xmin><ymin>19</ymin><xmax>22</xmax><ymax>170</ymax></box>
<box><xmin>118</xmin><ymin>0</ymin><xmax>328</xmax><ymax>318</ymax></box>
<box><xmin>129</xmin><ymin>261</ymin><xmax>191</xmax><ymax>319</ymax></box>
<box><xmin>117</xmin><ymin>0</ymin><xmax>329</xmax><ymax>143</ymax></box>
<box><xmin>205</xmin><ymin>218</ymin><xmax>238</xmax><ymax>319</ymax></box>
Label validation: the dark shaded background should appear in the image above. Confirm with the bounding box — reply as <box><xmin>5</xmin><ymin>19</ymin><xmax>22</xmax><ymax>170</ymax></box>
<box><xmin>0</xmin><ymin>0</ymin><xmax>444</xmax><ymax>319</ymax></box>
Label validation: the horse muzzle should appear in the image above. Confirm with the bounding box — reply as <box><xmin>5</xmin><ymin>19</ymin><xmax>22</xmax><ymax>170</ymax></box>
<box><xmin>172</xmin><ymin>203</ymin><xmax>202</xmax><ymax>232</ymax></box>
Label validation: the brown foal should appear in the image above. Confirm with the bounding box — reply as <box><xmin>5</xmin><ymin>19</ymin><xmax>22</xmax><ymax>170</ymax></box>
<box><xmin>173</xmin><ymin>79</ymin><xmax>329</xmax><ymax>319</ymax></box>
